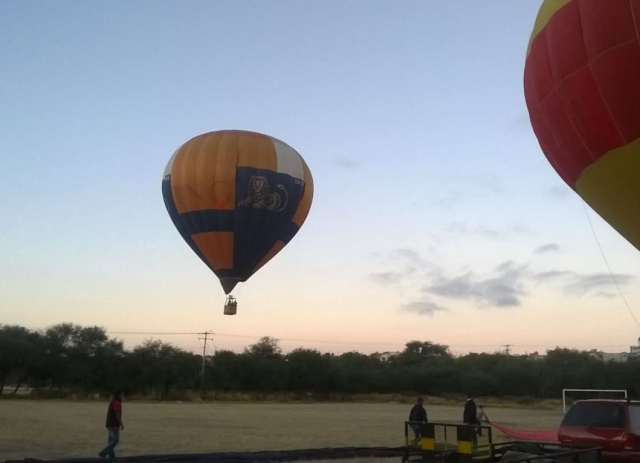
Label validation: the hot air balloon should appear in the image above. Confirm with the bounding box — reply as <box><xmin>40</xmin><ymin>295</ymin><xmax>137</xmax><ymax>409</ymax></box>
<box><xmin>524</xmin><ymin>0</ymin><xmax>640</xmax><ymax>250</ymax></box>
<box><xmin>162</xmin><ymin>130</ymin><xmax>314</xmax><ymax>314</ymax></box>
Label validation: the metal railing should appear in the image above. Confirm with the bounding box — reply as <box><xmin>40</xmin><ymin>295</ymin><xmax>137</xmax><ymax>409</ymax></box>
<box><xmin>402</xmin><ymin>422</ymin><xmax>602</xmax><ymax>463</ymax></box>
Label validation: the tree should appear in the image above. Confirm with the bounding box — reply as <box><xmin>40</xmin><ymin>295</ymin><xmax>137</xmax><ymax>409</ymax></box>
<box><xmin>396</xmin><ymin>341</ymin><xmax>452</xmax><ymax>365</ymax></box>
<box><xmin>207</xmin><ymin>350</ymin><xmax>245</xmax><ymax>391</ymax></box>
<box><xmin>0</xmin><ymin>325</ymin><xmax>35</xmax><ymax>394</ymax></box>
<box><xmin>241</xmin><ymin>337</ymin><xmax>286</xmax><ymax>392</ymax></box>
<box><xmin>333</xmin><ymin>352</ymin><xmax>383</xmax><ymax>394</ymax></box>
<box><xmin>286</xmin><ymin>348</ymin><xmax>336</xmax><ymax>393</ymax></box>
<box><xmin>244</xmin><ymin>337</ymin><xmax>282</xmax><ymax>359</ymax></box>
<box><xmin>124</xmin><ymin>340</ymin><xmax>199</xmax><ymax>397</ymax></box>
<box><xmin>25</xmin><ymin>324</ymin><xmax>125</xmax><ymax>392</ymax></box>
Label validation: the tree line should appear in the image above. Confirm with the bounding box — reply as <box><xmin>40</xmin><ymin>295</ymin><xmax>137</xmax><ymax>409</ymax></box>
<box><xmin>2</xmin><ymin>323</ymin><xmax>640</xmax><ymax>400</ymax></box>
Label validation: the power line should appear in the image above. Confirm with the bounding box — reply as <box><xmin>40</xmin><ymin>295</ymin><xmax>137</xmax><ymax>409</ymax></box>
<box><xmin>107</xmin><ymin>330</ymin><xmax>406</xmax><ymax>346</ymax></box>
<box><xmin>108</xmin><ymin>331</ymin><xmax>202</xmax><ymax>335</ymax></box>
<box><xmin>104</xmin><ymin>331</ymin><xmax>636</xmax><ymax>350</ymax></box>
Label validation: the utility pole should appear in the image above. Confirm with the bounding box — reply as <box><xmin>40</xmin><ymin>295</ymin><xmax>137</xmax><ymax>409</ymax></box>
<box><xmin>198</xmin><ymin>331</ymin><xmax>213</xmax><ymax>377</ymax></box>
<box><xmin>503</xmin><ymin>344</ymin><xmax>512</xmax><ymax>355</ymax></box>
<box><xmin>198</xmin><ymin>331</ymin><xmax>213</xmax><ymax>399</ymax></box>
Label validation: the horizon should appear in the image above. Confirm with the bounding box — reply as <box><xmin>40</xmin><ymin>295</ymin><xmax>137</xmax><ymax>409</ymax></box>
<box><xmin>8</xmin><ymin>321</ymin><xmax>640</xmax><ymax>358</ymax></box>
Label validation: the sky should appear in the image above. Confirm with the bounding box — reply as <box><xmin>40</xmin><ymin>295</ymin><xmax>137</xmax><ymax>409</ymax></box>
<box><xmin>2</xmin><ymin>0</ymin><xmax>640</xmax><ymax>357</ymax></box>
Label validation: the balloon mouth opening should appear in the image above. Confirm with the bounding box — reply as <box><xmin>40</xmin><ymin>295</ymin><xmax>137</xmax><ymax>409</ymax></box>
<box><xmin>220</xmin><ymin>278</ymin><xmax>241</xmax><ymax>295</ymax></box>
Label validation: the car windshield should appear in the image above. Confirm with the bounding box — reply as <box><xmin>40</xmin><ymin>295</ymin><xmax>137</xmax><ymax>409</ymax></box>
<box><xmin>563</xmin><ymin>403</ymin><xmax>626</xmax><ymax>428</ymax></box>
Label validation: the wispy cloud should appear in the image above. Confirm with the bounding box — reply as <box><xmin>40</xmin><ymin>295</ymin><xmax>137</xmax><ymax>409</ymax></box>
<box><xmin>468</xmin><ymin>173</ymin><xmax>504</xmax><ymax>195</ymax></box>
<box><xmin>370</xmin><ymin>249</ymin><xmax>634</xmax><ymax>317</ymax></box>
<box><xmin>533</xmin><ymin>270</ymin><xmax>573</xmax><ymax>282</ymax></box>
<box><xmin>431</xmin><ymin>175</ymin><xmax>506</xmax><ymax>208</ymax></box>
<box><xmin>402</xmin><ymin>299</ymin><xmax>448</xmax><ymax>316</ymax></box>
<box><xmin>564</xmin><ymin>273</ymin><xmax>633</xmax><ymax>296</ymax></box>
<box><xmin>430</xmin><ymin>190</ymin><xmax>467</xmax><ymax>208</ymax></box>
<box><xmin>507</xmin><ymin>111</ymin><xmax>531</xmax><ymax>133</ymax></box>
<box><xmin>369</xmin><ymin>271</ymin><xmax>404</xmax><ymax>285</ymax></box>
<box><xmin>531</xmin><ymin>270</ymin><xmax>632</xmax><ymax>296</ymax></box>
<box><xmin>544</xmin><ymin>185</ymin><xmax>572</xmax><ymax>199</ymax></box>
<box><xmin>446</xmin><ymin>222</ymin><xmax>532</xmax><ymax>240</ymax></box>
<box><xmin>369</xmin><ymin>248</ymin><xmax>432</xmax><ymax>284</ymax></box>
<box><xmin>446</xmin><ymin>222</ymin><xmax>501</xmax><ymax>239</ymax></box>
<box><xmin>392</xmin><ymin>248</ymin><xmax>430</xmax><ymax>272</ymax></box>
<box><xmin>534</xmin><ymin>243</ymin><xmax>560</xmax><ymax>254</ymax></box>
<box><xmin>332</xmin><ymin>156</ymin><xmax>361</xmax><ymax>170</ymax></box>
<box><xmin>424</xmin><ymin>261</ymin><xmax>528</xmax><ymax>308</ymax></box>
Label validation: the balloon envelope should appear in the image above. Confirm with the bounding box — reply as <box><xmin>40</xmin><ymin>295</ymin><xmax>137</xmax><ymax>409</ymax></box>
<box><xmin>524</xmin><ymin>0</ymin><xmax>640</xmax><ymax>249</ymax></box>
<box><xmin>162</xmin><ymin>130</ymin><xmax>313</xmax><ymax>294</ymax></box>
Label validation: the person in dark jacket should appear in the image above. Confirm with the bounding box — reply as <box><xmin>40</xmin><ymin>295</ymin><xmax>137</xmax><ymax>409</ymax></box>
<box><xmin>463</xmin><ymin>394</ymin><xmax>478</xmax><ymax>445</ymax></box>
<box><xmin>408</xmin><ymin>397</ymin><xmax>428</xmax><ymax>444</ymax></box>
<box><xmin>98</xmin><ymin>390</ymin><xmax>124</xmax><ymax>459</ymax></box>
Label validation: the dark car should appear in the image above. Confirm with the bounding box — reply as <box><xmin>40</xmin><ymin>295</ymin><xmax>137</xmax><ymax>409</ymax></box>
<box><xmin>558</xmin><ymin>399</ymin><xmax>640</xmax><ymax>462</ymax></box>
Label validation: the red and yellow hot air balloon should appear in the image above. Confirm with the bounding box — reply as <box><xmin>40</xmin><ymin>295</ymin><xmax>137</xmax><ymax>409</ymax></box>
<box><xmin>162</xmin><ymin>130</ymin><xmax>314</xmax><ymax>314</ymax></box>
<box><xmin>524</xmin><ymin>0</ymin><xmax>640</xmax><ymax>249</ymax></box>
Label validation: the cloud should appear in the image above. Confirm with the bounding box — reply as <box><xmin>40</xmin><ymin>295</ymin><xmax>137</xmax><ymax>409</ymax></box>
<box><xmin>533</xmin><ymin>269</ymin><xmax>632</xmax><ymax>297</ymax></box>
<box><xmin>370</xmin><ymin>249</ymin><xmax>445</xmax><ymax>316</ymax></box>
<box><xmin>392</xmin><ymin>248</ymin><xmax>430</xmax><ymax>270</ymax></box>
<box><xmin>507</xmin><ymin>111</ymin><xmax>531</xmax><ymax>132</ymax></box>
<box><xmin>370</xmin><ymin>249</ymin><xmax>633</xmax><ymax>316</ymax></box>
<box><xmin>430</xmin><ymin>190</ymin><xmax>467</xmax><ymax>208</ymax></box>
<box><xmin>563</xmin><ymin>273</ymin><xmax>633</xmax><ymax>296</ymax></box>
<box><xmin>445</xmin><ymin>222</ymin><xmax>533</xmax><ymax>240</ymax></box>
<box><xmin>402</xmin><ymin>299</ymin><xmax>448</xmax><ymax>316</ymax></box>
<box><xmin>446</xmin><ymin>222</ymin><xmax>501</xmax><ymax>239</ymax></box>
<box><xmin>369</xmin><ymin>271</ymin><xmax>404</xmax><ymax>285</ymax></box>
<box><xmin>468</xmin><ymin>173</ymin><xmax>504</xmax><ymax>195</ymax></box>
<box><xmin>544</xmin><ymin>185</ymin><xmax>572</xmax><ymax>198</ymax></box>
<box><xmin>369</xmin><ymin>248</ymin><xmax>432</xmax><ymax>285</ymax></box>
<box><xmin>431</xmin><ymin>176</ymin><xmax>505</xmax><ymax>208</ymax></box>
<box><xmin>332</xmin><ymin>156</ymin><xmax>361</xmax><ymax>170</ymax></box>
<box><xmin>534</xmin><ymin>243</ymin><xmax>560</xmax><ymax>254</ymax></box>
<box><xmin>424</xmin><ymin>261</ymin><xmax>528</xmax><ymax>308</ymax></box>
<box><xmin>533</xmin><ymin>270</ymin><xmax>573</xmax><ymax>282</ymax></box>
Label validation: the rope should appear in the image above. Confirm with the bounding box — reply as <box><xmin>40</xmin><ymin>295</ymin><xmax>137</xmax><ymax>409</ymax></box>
<box><xmin>581</xmin><ymin>200</ymin><xmax>640</xmax><ymax>329</ymax></box>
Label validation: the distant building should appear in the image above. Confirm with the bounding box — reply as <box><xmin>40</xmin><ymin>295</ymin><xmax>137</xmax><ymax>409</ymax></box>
<box><xmin>588</xmin><ymin>339</ymin><xmax>640</xmax><ymax>363</ymax></box>
<box><xmin>374</xmin><ymin>351</ymin><xmax>401</xmax><ymax>362</ymax></box>
<box><xmin>589</xmin><ymin>351</ymin><xmax>629</xmax><ymax>363</ymax></box>
<box><xmin>526</xmin><ymin>351</ymin><xmax>545</xmax><ymax>361</ymax></box>
<box><xmin>629</xmin><ymin>337</ymin><xmax>640</xmax><ymax>360</ymax></box>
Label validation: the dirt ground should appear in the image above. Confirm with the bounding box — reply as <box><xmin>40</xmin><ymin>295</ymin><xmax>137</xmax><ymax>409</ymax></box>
<box><xmin>0</xmin><ymin>400</ymin><xmax>564</xmax><ymax>461</ymax></box>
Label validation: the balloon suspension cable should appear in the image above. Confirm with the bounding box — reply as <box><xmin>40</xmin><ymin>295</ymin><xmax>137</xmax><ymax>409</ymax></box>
<box><xmin>582</xmin><ymin>200</ymin><xmax>640</xmax><ymax>329</ymax></box>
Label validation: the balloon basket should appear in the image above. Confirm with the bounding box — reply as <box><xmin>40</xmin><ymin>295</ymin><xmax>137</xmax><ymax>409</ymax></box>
<box><xmin>224</xmin><ymin>295</ymin><xmax>237</xmax><ymax>316</ymax></box>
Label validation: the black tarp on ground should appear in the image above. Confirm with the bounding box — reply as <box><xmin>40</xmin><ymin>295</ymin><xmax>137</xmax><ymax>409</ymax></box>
<box><xmin>6</xmin><ymin>446</ymin><xmax>405</xmax><ymax>463</ymax></box>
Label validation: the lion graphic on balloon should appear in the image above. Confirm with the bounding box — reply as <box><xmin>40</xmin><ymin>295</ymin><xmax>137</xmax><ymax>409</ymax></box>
<box><xmin>237</xmin><ymin>175</ymin><xmax>288</xmax><ymax>212</ymax></box>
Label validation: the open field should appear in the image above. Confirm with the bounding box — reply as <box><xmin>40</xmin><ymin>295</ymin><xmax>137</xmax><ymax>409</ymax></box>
<box><xmin>0</xmin><ymin>400</ymin><xmax>564</xmax><ymax>462</ymax></box>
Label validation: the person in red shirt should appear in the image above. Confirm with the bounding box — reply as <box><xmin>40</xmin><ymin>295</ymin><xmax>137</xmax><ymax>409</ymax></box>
<box><xmin>98</xmin><ymin>390</ymin><xmax>124</xmax><ymax>459</ymax></box>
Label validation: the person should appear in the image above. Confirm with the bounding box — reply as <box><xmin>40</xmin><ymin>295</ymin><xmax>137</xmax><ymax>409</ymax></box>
<box><xmin>476</xmin><ymin>405</ymin><xmax>489</xmax><ymax>437</ymax></box>
<box><xmin>463</xmin><ymin>394</ymin><xmax>478</xmax><ymax>445</ymax></box>
<box><xmin>98</xmin><ymin>390</ymin><xmax>124</xmax><ymax>459</ymax></box>
<box><xmin>408</xmin><ymin>397</ymin><xmax>428</xmax><ymax>445</ymax></box>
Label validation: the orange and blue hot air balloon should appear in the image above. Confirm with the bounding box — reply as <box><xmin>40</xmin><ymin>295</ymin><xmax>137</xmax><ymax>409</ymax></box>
<box><xmin>162</xmin><ymin>130</ymin><xmax>314</xmax><ymax>314</ymax></box>
<box><xmin>524</xmin><ymin>0</ymin><xmax>640</xmax><ymax>249</ymax></box>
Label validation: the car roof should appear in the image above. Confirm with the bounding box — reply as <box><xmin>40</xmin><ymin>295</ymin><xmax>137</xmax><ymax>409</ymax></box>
<box><xmin>574</xmin><ymin>399</ymin><xmax>640</xmax><ymax>405</ymax></box>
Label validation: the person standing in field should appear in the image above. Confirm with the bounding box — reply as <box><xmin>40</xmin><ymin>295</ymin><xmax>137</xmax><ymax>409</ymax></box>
<box><xmin>98</xmin><ymin>390</ymin><xmax>124</xmax><ymax>459</ymax></box>
<box><xmin>463</xmin><ymin>394</ymin><xmax>478</xmax><ymax>445</ymax></box>
<box><xmin>408</xmin><ymin>397</ymin><xmax>428</xmax><ymax>445</ymax></box>
<box><xmin>476</xmin><ymin>405</ymin><xmax>489</xmax><ymax>437</ymax></box>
